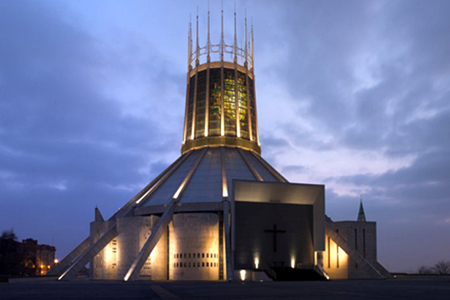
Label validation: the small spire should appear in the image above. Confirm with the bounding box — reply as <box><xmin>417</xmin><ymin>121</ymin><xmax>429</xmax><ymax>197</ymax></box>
<box><xmin>357</xmin><ymin>197</ymin><xmax>366</xmax><ymax>222</ymax></box>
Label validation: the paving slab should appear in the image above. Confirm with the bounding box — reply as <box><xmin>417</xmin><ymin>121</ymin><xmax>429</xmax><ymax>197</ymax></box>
<box><xmin>1</xmin><ymin>278</ymin><xmax>449</xmax><ymax>300</ymax></box>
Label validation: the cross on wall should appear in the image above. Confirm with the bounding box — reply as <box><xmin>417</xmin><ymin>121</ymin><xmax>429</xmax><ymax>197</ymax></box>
<box><xmin>264</xmin><ymin>224</ymin><xmax>286</xmax><ymax>252</ymax></box>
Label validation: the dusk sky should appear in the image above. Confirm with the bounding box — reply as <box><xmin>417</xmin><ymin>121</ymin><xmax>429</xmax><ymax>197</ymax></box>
<box><xmin>1</xmin><ymin>0</ymin><xmax>449</xmax><ymax>273</ymax></box>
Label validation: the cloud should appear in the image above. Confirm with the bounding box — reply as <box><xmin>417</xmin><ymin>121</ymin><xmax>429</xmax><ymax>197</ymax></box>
<box><xmin>0</xmin><ymin>1</ymin><xmax>182</xmax><ymax>254</ymax></box>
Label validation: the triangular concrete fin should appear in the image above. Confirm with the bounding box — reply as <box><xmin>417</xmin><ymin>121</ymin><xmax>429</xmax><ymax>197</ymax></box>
<box><xmin>95</xmin><ymin>206</ymin><xmax>104</xmax><ymax>222</ymax></box>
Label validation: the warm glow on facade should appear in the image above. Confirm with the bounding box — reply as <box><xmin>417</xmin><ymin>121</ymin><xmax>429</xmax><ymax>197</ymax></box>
<box><xmin>323</xmin><ymin>234</ymin><xmax>349</xmax><ymax>279</ymax></box>
<box><xmin>222</xmin><ymin>181</ymin><xmax>228</xmax><ymax>198</ymax></box>
<box><xmin>254</xmin><ymin>257</ymin><xmax>259</xmax><ymax>269</ymax></box>
<box><xmin>240</xmin><ymin>270</ymin><xmax>246</xmax><ymax>281</ymax></box>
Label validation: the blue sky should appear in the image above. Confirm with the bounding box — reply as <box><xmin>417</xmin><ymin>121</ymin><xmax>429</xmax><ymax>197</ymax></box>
<box><xmin>1</xmin><ymin>0</ymin><xmax>449</xmax><ymax>273</ymax></box>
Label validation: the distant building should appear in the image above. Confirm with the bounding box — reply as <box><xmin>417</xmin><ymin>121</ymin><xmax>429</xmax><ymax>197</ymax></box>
<box><xmin>20</xmin><ymin>238</ymin><xmax>56</xmax><ymax>276</ymax></box>
<box><xmin>51</xmin><ymin>10</ymin><xmax>390</xmax><ymax>281</ymax></box>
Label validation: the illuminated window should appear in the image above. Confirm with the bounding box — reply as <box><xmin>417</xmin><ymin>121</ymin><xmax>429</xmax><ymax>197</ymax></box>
<box><xmin>223</xmin><ymin>69</ymin><xmax>236</xmax><ymax>136</ymax></box>
<box><xmin>237</xmin><ymin>72</ymin><xmax>249</xmax><ymax>139</ymax></box>
<box><xmin>248</xmin><ymin>77</ymin><xmax>256</xmax><ymax>141</ymax></box>
<box><xmin>208</xmin><ymin>68</ymin><xmax>221</xmax><ymax>136</ymax></box>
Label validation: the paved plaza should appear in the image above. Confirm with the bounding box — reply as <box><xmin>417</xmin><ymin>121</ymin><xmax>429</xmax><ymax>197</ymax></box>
<box><xmin>1</xmin><ymin>278</ymin><xmax>450</xmax><ymax>300</ymax></box>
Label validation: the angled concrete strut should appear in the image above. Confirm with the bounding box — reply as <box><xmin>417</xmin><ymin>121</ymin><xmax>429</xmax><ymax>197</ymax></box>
<box><xmin>47</xmin><ymin>237</ymin><xmax>90</xmax><ymax>276</ymax></box>
<box><xmin>58</xmin><ymin>224</ymin><xmax>118</xmax><ymax>280</ymax></box>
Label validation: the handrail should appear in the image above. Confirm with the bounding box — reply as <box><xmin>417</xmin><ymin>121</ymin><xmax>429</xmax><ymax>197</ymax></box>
<box><xmin>258</xmin><ymin>261</ymin><xmax>277</xmax><ymax>281</ymax></box>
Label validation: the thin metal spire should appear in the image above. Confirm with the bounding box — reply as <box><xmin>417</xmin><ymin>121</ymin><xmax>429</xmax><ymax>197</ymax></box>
<box><xmin>221</xmin><ymin>6</ymin><xmax>224</xmax><ymax>61</ymax></box>
<box><xmin>251</xmin><ymin>18</ymin><xmax>254</xmax><ymax>71</ymax></box>
<box><xmin>188</xmin><ymin>19</ymin><xmax>192</xmax><ymax>70</ymax></box>
<box><xmin>196</xmin><ymin>10</ymin><xmax>199</xmax><ymax>66</ymax></box>
<box><xmin>207</xmin><ymin>5</ymin><xmax>210</xmax><ymax>61</ymax></box>
<box><xmin>234</xmin><ymin>3</ymin><xmax>237</xmax><ymax>62</ymax></box>
<box><xmin>244</xmin><ymin>11</ymin><xmax>248</xmax><ymax>67</ymax></box>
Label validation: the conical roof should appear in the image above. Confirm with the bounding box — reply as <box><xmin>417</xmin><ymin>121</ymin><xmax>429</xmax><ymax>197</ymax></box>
<box><xmin>132</xmin><ymin>147</ymin><xmax>286</xmax><ymax>211</ymax></box>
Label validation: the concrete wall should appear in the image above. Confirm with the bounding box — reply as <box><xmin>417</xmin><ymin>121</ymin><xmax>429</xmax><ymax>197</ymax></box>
<box><xmin>90</xmin><ymin>220</ymin><xmax>117</xmax><ymax>280</ymax></box>
<box><xmin>234</xmin><ymin>201</ymin><xmax>314</xmax><ymax>270</ymax></box>
<box><xmin>115</xmin><ymin>215</ymin><xmax>155</xmax><ymax>280</ymax></box>
<box><xmin>334</xmin><ymin>221</ymin><xmax>377</xmax><ymax>279</ymax></box>
<box><xmin>169</xmin><ymin>213</ymin><xmax>220</xmax><ymax>280</ymax></box>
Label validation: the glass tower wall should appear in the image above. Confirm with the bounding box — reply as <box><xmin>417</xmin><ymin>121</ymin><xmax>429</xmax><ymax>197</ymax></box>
<box><xmin>183</xmin><ymin>65</ymin><xmax>258</xmax><ymax>153</ymax></box>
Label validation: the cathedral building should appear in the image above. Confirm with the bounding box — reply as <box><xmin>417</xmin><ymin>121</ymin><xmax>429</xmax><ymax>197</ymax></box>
<box><xmin>49</xmin><ymin>11</ymin><xmax>390</xmax><ymax>281</ymax></box>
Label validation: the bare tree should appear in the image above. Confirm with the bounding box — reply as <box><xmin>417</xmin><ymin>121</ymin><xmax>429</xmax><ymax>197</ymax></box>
<box><xmin>418</xmin><ymin>265</ymin><xmax>433</xmax><ymax>274</ymax></box>
<box><xmin>433</xmin><ymin>261</ymin><xmax>450</xmax><ymax>275</ymax></box>
<box><xmin>0</xmin><ymin>229</ymin><xmax>25</xmax><ymax>276</ymax></box>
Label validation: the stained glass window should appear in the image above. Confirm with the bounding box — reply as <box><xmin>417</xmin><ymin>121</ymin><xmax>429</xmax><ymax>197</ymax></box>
<box><xmin>208</xmin><ymin>68</ymin><xmax>221</xmax><ymax>136</ymax></box>
<box><xmin>248</xmin><ymin>77</ymin><xmax>257</xmax><ymax>141</ymax></box>
<box><xmin>195</xmin><ymin>70</ymin><xmax>207</xmax><ymax>138</ymax></box>
<box><xmin>237</xmin><ymin>72</ymin><xmax>249</xmax><ymax>139</ymax></box>
<box><xmin>223</xmin><ymin>69</ymin><xmax>236</xmax><ymax>136</ymax></box>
